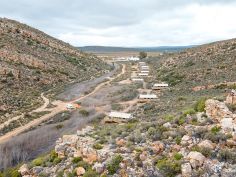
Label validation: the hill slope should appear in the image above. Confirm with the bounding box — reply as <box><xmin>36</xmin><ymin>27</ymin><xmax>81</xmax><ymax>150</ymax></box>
<box><xmin>13</xmin><ymin>38</ymin><xmax>236</xmax><ymax>177</ymax></box>
<box><xmin>0</xmin><ymin>18</ymin><xmax>110</xmax><ymax>120</ymax></box>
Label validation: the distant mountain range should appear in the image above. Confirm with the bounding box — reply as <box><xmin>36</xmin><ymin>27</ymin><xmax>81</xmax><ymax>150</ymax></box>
<box><xmin>78</xmin><ymin>45</ymin><xmax>196</xmax><ymax>53</ymax></box>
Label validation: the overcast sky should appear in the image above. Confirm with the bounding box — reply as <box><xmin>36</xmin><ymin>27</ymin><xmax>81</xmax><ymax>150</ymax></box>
<box><xmin>0</xmin><ymin>0</ymin><xmax>236</xmax><ymax>47</ymax></box>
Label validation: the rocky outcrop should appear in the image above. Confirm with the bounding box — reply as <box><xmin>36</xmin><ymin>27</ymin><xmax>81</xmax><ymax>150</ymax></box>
<box><xmin>205</xmin><ymin>99</ymin><xmax>233</xmax><ymax>121</ymax></box>
<box><xmin>225</xmin><ymin>90</ymin><xmax>236</xmax><ymax>105</ymax></box>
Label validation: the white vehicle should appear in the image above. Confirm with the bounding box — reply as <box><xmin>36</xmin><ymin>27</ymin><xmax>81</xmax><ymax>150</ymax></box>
<box><xmin>66</xmin><ymin>104</ymin><xmax>75</xmax><ymax>109</ymax></box>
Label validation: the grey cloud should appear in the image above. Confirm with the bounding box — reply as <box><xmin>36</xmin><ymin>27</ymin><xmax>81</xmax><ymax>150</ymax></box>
<box><xmin>0</xmin><ymin>0</ymin><xmax>236</xmax><ymax>46</ymax></box>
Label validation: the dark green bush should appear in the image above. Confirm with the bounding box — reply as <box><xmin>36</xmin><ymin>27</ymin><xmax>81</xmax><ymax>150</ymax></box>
<box><xmin>174</xmin><ymin>153</ymin><xmax>183</xmax><ymax>160</ymax></box>
<box><xmin>93</xmin><ymin>143</ymin><xmax>103</xmax><ymax>150</ymax></box>
<box><xmin>107</xmin><ymin>155</ymin><xmax>123</xmax><ymax>175</ymax></box>
<box><xmin>211</xmin><ymin>126</ymin><xmax>221</xmax><ymax>134</ymax></box>
<box><xmin>83</xmin><ymin>169</ymin><xmax>99</xmax><ymax>177</ymax></box>
<box><xmin>72</xmin><ymin>157</ymin><xmax>83</xmax><ymax>164</ymax></box>
<box><xmin>194</xmin><ymin>98</ymin><xmax>207</xmax><ymax>112</ymax></box>
<box><xmin>79</xmin><ymin>109</ymin><xmax>89</xmax><ymax>117</ymax></box>
<box><xmin>32</xmin><ymin>157</ymin><xmax>44</xmax><ymax>166</ymax></box>
<box><xmin>156</xmin><ymin>157</ymin><xmax>181</xmax><ymax>177</ymax></box>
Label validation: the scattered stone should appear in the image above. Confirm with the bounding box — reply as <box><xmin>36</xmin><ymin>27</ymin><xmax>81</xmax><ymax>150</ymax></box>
<box><xmin>151</xmin><ymin>141</ymin><xmax>164</xmax><ymax>154</ymax></box>
<box><xmin>139</xmin><ymin>151</ymin><xmax>148</xmax><ymax>161</ymax></box>
<box><xmin>93</xmin><ymin>162</ymin><xmax>105</xmax><ymax>174</ymax></box>
<box><xmin>76</xmin><ymin>167</ymin><xmax>85</xmax><ymax>176</ymax></box>
<box><xmin>220</xmin><ymin>118</ymin><xmax>234</xmax><ymax>132</ymax></box>
<box><xmin>187</xmin><ymin>151</ymin><xmax>206</xmax><ymax>168</ymax></box>
<box><xmin>181</xmin><ymin>135</ymin><xmax>192</xmax><ymax>146</ymax></box>
<box><xmin>181</xmin><ymin>163</ymin><xmax>192</xmax><ymax>177</ymax></box>
<box><xmin>198</xmin><ymin>140</ymin><xmax>215</xmax><ymax>149</ymax></box>
<box><xmin>116</xmin><ymin>139</ymin><xmax>126</xmax><ymax>147</ymax></box>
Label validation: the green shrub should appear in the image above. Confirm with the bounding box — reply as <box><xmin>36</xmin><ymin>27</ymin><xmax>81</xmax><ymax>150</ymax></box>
<box><xmin>177</xmin><ymin>116</ymin><xmax>186</xmax><ymax>125</ymax></box>
<box><xmin>161</xmin><ymin>71</ymin><xmax>185</xmax><ymax>86</ymax></box>
<box><xmin>79</xmin><ymin>109</ymin><xmax>89</xmax><ymax>117</ymax></box>
<box><xmin>55</xmin><ymin>124</ymin><xmax>63</xmax><ymax>129</ymax></box>
<box><xmin>164</xmin><ymin>115</ymin><xmax>174</xmax><ymax>122</ymax></box>
<box><xmin>204</xmin><ymin>132</ymin><xmax>227</xmax><ymax>143</ymax></box>
<box><xmin>53</xmin><ymin>157</ymin><xmax>61</xmax><ymax>165</ymax></box>
<box><xmin>156</xmin><ymin>157</ymin><xmax>181</xmax><ymax>177</ymax></box>
<box><xmin>32</xmin><ymin>157</ymin><xmax>44</xmax><ymax>166</ymax></box>
<box><xmin>174</xmin><ymin>153</ymin><xmax>183</xmax><ymax>160</ymax></box>
<box><xmin>148</xmin><ymin>127</ymin><xmax>156</xmax><ymax>136</ymax></box>
<box><xmin>194</xmin><ymin>98</ymin><xmax>207</xmax><ymax>112</ymax></box>
<box><xmin>211</xmin><ymin>126</ymin><xmax>221</xmax><ymax>134</ymax></box>
<box><xmin>2</xmin><ymin>168</ymin><xmax>21</xmax><ymax>177</ymax></box>
<box><xmin>72</xmin><ymin>157</ymin><xmax>83</xmax><ymax>164</ymax></box>
<box><xmin>83</xmin><ymin>169</ymin><xmax>99</xmax><ymax>177</ymax></box>
<box><xmin>175</xmin><ymin>136</ymin><xmax>181</xmax><ymax>145</ymax></box>
<box><xmin>93</xmin><ymin>143</ymin><xmax>103</xmax><ymax>150</ymax></box>
<box><xmin>77</xmin><ymin>161</ymin><xmax>90</xmax><ymax>170</ymax></box>
<box><xmin>191</xmin><ymin>146</ymin><xmax>213</xmax><ymax>157</ymax></box>
<box><xmin>107</xmin><ymin>155</ymin><xmax>123</xmax><ymax>175</ymax></box>
<box><xmin>183</xmin><ymin>109</ymin><xmax>196</xmax><ymax>116</ymax></box>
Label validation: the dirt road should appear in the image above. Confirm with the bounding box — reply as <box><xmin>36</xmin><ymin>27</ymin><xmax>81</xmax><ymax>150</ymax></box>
<box><xmin>0</xmin><ymin>64</ymin><xmax>125</xmax><ymax>143</ymax></box>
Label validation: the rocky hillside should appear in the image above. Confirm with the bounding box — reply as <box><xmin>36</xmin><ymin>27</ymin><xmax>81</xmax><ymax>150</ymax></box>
<box><xmin>0</xmin><ymin>18</ymin><xmax>111</xmax><ymax>119</ymax></box>
<box><xmin>154</xmin><ymin>38</ymin><xmax>236</xmax><ymax>88</ymax></box>
<box><xmin>16</xmin><ymin>95</ymin><xmax>236</xmax><ymax>177</ymax></box>
<box><xmin>11</xmin><ymin>39</ymin><xmax>236</xmax><ymax>177</ymax></box>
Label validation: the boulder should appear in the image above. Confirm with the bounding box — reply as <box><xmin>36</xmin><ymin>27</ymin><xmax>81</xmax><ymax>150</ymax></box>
<box><xmin>196</xmin><ymin>112</ymin><xmax>207</xmax><ymax>123</ymax></box>
<box><xmin>220</xmin><ymin>118</ymin><xmax>234</xmax><ymax>132</ymax></box>
<box><xmin>151</xmin><ymin>141</ymin><xmax>164</xmax><ymax>154</ymax></box>
<box><xmin>163</xmin><ymin>122</ymin><xmax>171</xmax><ymax>128</ymax></box>
<box><xmin>181</xmin><ymin>163</ymin><xmax>192</xmax><ymax>177</ymax></box>
<box><xmin>187</xmin><ymin>151</ymin><xmax>206</xmax><ymax>168</ymax></box>
<box><xmin>93</xmin><ymin>162</ymin><xmax>105</xmax><ymax>174</ymax></box>
<box><xmin>225</xmin><ymin>90</ymin><xmax>236</xmax><ymax>105</ymax></box>
<box><xmin>139</xmin><ymin>151</ymin><xmax>148</xmax><ymax>161</ymax></box>
<box><xmin>181</xmin><ymin>135</ymin><xmax>192</xmax><ymax>146</ymax></box>
<box><xmin>198</xmin><ymin>140</ymin><xmax>215</xmax><ymax>149</ymax></box>
<box><xmin>76</xmin><ymin>167</ymin><xmax>85</xmax><ymax>176</ymax></box>
<box><xmin>205</xmin><ymin>99</ymin><xmax>233</xmax><ymax>122</ymax></box>
<box><xmin>116</xmin><ymin>139</ymin><xmax>126</xmax><ymax>147</ymax></box>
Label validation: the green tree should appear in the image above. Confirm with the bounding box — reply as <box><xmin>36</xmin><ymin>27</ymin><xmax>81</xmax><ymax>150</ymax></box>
<box><xmin>139</xmin><ymin>51</ymin><xmax>147</xmax><ymax>59</ymax></box>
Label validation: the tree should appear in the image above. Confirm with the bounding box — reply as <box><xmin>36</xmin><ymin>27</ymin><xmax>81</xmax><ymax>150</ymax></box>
<box><xmin>139</xmin><ymin>51</ymin><xmax>147</xmax><ymax>59</ymax></box>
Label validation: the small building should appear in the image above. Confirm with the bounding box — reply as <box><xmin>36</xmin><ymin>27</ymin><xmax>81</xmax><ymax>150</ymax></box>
<box><xmin>152</xmin><ymin>83</ymin><xmax>169</xmax><ymax>90</ymax></box>
<box><xmin>108</xmin><ymin>112</ymin><xmax>133</xmax><ymax>120</ymax></box>
<box><xmin>138</xmin><ymin>73</ymin><xmax>148</xmax><ymax>76</ymax></box>
<box><xmin>139</xmin><ymin>62</ymin><xmax>146</xmax><ymax>66</ymax></box>
<box><xmin>114</xmin><ymin>57</ymin><xmax>128</xmax><ymax>62</ymax></box>
<box><xmin>131</xmin><ymin>78</ymin><xmax>144</xmax><ymax>82</ymax></box>
<box><xmin>141</xmin><ymin>70</ymin><xmax>149</xmax><ymax>73</ymax></box>
<box><xmin>140</xmin><ymin>66</ymin><xmax>149</xmax><ymax>70</ymax></box>
<box><xmin>128</xmin><ymin>57</ymin><xmax>140</xmax><ymax>61</ymax></box>
<box><xmin>139</xmin><ymin>94</ymin><xmax>157</xmax><ymax>99</ymax></box>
